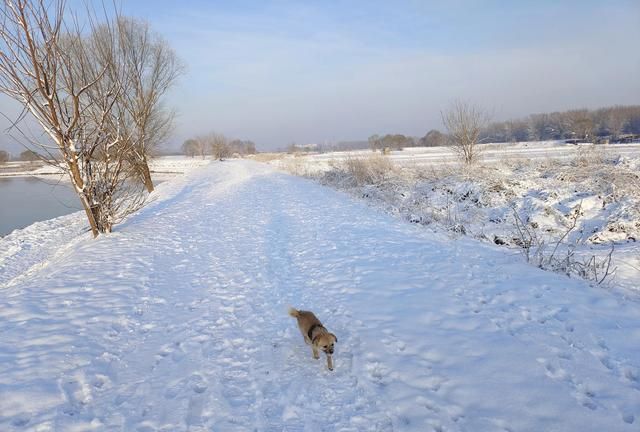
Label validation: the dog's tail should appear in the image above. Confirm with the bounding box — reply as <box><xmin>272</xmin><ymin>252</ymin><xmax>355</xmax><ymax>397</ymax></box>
<box><xmin>288</xmin><ymin>307</ymin><xmax>300</xmax><ymax>318</ymax></box>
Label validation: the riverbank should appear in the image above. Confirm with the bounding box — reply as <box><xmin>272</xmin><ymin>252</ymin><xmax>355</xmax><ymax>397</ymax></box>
<box><xmin>0</xmin><ymin>156</ymin><xmax>211</xmax><ymax>178</ymax></box>
<box><xmin>0</xmin><ymin>157</ymin><xmax>211</xmax><ymax>237</ymax></box>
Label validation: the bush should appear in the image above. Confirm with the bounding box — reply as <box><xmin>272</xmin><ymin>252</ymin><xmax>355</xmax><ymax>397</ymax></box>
<box><xmin>343</xmin><ymin>154</ymin><xmax>396</xmax><ymax>186</ymax></box>
<box><xmin>0</xmin><ymin>150</ymin><xmax>9</xmax><ymax>164</ymax></box>
<box><xmin>280</xmin><ymin>156</ymin><xmax>309</xmax><ymax>176</ymax></box>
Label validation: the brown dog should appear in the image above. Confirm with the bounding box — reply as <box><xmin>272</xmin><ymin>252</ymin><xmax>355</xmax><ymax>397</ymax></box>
<box><xmin>288</xmin><ymin>307</ymin><xmax>338</xmax><ymax>371</ymax></box>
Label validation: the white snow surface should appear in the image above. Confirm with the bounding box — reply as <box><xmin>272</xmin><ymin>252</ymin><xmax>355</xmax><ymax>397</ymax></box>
<box><xmin>0</xmin><ymin>156</ymin><xmax>209</xmax><ymax>178</ymax></box>
<box><xmin>274</xmin><ymin>142</ymin><xmax>640</xmax><ymax>173</ymax></box>
<box><xmin>1</xmin><ymin>160</ymin><xmax>639</xmax><ymax>431</ymax></box>
<box><xmin>274</xmin><ymin>146</ymin><xmax>640</xmax><ymax>294</ymax></box>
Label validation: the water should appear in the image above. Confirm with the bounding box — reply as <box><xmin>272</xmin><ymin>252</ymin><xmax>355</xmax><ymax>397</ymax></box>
<box><xmin>0</xmin><ymin>176</ymin><xmax>81</xmax><ymax>237</ymax></box>
<box><xmin>0</xmin><ymin>176</ymin><xmax>170</xmax><ymax>237</ymax></box>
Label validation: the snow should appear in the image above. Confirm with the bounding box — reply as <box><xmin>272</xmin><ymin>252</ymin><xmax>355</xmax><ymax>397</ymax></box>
<box><xmin>147</xmin><ymin>156</ymin><xmax>211</xmax><ymax>174</ymax></box>
<box><xmin>274</xmin><ymin>144</ymin><xmax>640</xmax><ymax>295</ymax></box>
<box><xmin>0</xmin><ymin>212</ymin><xmax>87</xmax><ymax>288</ymax></box>
<box><xmin>0</xmin><ymin>156</ymin><xmax>209</xmax><ymax>281</ymax></box>
<box><xmin>1</xmin><ymin>160</ymin><xmax>639</xmax><ymax>431</ymax></box>
<box><xmin>0</xmin><ymin>156</ymin><xmax>209</xmax><ymax>178</ymax></box>
<box><xmin>273</xmin><ymin>142</ymin><xmax>640</xmax><ymax>173</ymax></box>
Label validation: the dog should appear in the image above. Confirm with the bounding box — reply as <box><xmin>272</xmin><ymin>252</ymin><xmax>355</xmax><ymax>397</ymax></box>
<box><xmin>288</xmin><ymin>307</ymin><xmax>338</xmax><ymax>371</ymax></box>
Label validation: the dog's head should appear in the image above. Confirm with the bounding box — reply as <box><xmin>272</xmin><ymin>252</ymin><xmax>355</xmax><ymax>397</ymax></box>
<box><xmin>314</xmin><ymin>333</ymin><xmax>337</xmax><ymax>355</ymax></box>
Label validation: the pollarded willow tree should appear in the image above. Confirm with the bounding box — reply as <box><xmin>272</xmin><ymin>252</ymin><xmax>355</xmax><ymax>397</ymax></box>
<box><xmin>62</xmin><ymin>14</ymin><xmax>147</xmax><ymax>233</ymax></box>
<box><xmin>0</xmin><ymin>0</ymin><xmax>108</xmax><ymax>236</ymax></box>
<box><xmin>109</xmin><ymin>16</ymin><xmax>183</xmax><ymax>192</ymax></box>
<box><xmin>0</xmin><ymin>0</ymin><xmax>181</xmax><ymax>235</ymax></box>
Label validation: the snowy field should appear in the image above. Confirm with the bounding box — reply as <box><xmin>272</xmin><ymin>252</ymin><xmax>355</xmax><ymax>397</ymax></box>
<box><xmin>1</xmin><ymin>160</ymin><xmax>639</xmax><ymax>431</ymax></box>
<box><xmin>276</xmin><ymin>141</ymin><xmax>640</xmax><ymax>172</ymax></box>
<box><xmin>273</xmin><ymin>142</ymin><xmax>640</xmax><ymax>295</ymax></box>
<box><xmin>0</xmin><ymin>156</ymin><xmax>209</xmax><ymax>178</ymax></box>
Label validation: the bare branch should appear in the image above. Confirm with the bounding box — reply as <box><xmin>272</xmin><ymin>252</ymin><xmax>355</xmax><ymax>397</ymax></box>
<box><xmin>441</xmin><ymin>100</ymin><xmax>490</xmax><ymax>165</ymax></box>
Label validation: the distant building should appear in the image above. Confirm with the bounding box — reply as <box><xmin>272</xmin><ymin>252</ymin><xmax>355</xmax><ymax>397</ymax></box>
<box><xmin>298</xmin><ymin>143</ymin><xmax>319</xmax><ymax>151</ymax></box>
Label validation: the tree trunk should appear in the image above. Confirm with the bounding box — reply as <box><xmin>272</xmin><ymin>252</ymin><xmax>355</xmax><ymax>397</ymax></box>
<box><xmin>67</xmin><ymin>161</ymin><xmax>100</xmax><ymax>237</ymax></box>
<box><xmin>139</xmin><ymin>155</ymin><xmax>154</xmax><ymax>193</ymax></box>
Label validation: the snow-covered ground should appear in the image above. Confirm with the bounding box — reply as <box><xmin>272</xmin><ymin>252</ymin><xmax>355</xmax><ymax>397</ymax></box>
<box><xmin>277</xmin><ymin>142</ymin><xmax>640</xmax><ymax>172</ymax></box>
<box><xmin>0</xmin><ymin>155</ymin><xmax>209</xmax><ymax>178</ymax></box>
<box><xmin>274</xmin><ymin>143</ymin><xmax>640</xmax><ymax>295</ymax></box>
<box><xmin>147</xmin><ymin>156</ymin><xmax>211</xmax><ymax>174</ymax></box>
<box><xmin>1</xmin><ymin>160</ymin><xmax>639</xmax><ymax>431</ymax></box>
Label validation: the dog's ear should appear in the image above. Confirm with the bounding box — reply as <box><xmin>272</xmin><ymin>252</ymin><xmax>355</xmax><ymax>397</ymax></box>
<box><xmin>330</xmin><ymin>333</ymin><xmax>337</xmax><ymax>343</ymax></box>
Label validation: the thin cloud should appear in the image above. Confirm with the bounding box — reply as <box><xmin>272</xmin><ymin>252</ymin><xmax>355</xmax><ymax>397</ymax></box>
<box><xmin>1</xmin><ymin>1</ymin><xmax>638</xmax><ymax>152</ymax></box>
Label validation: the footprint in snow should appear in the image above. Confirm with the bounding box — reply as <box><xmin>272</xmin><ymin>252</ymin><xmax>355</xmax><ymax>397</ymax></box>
<box><xmin>538</xmin><ymin>358</ymin><xmax>568</xmax><ymax>381</ymax></box>
<box><xmin>91</xmin><ymin>374</ymin><xmax>109</xmax><ymax>390</ymax></box>
<box><xmin>597</xmin><ymin>339</ymin><xmax>609</xmax><ymax>351</ymax></box>
<box><xmin>189</xmin><ymin>373</ymin><xmax>208</xmax><ymax>394</ymax></box>
<box><xmin>11</xmin><ymin>414</ymin><xmax>31</xmax><ymax>428</ymax></box>
<box><xmin>622</xmin><ymin>413</ymin><xmax>635</xmax><ymax>424</ymax></box>
<box><xmin>599</xmin><ymin>356</ymin><xmax>615</xmax><ymax>371</ymax></box>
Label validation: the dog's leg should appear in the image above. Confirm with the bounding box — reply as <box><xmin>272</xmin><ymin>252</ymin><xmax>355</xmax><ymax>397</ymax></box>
<box><xmin>312</xmin><ymin>345</ymin><xmax>320</xmax><ymax>359</ymax></box>
<box><xmin>327</xmin><ymin>355</ymin><xmax>334</xmax><ymax>371</ymax></box>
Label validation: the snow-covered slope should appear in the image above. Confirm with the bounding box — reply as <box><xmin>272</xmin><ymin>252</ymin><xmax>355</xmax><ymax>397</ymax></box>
<box><xmin>0</xmin><ymin>161</ymin><xmax>638</xmax><ymax>431</ymax></box>
<box><xmin>287</xmin><ymin>153</ymin><xmax>640</xmax><ymax>294</ymax></box>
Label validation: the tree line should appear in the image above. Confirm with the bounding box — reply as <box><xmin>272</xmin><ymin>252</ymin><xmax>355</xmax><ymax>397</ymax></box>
<box><xmin>0</xmin><ymin>0</ymin><xmax>182</xmax><ymax>236</ymax></box>
<box><xmin>0</xmin><ymin>149</ymin><xmax>42</xmax><ymax>163</ymax></box>
<box><xmin>481</xmin><ymin>105</ymin><xmax>640</xmax><ymax>143</ymax></box>
<box><xmin>181</xmin><ymin>133</ymin><xmax>256</xmax><ymax>160</ymax></box>
<box><xmin>359</xmin><ymin>104</ymin><xmax>640</xmax><ymax>153</ymax></box>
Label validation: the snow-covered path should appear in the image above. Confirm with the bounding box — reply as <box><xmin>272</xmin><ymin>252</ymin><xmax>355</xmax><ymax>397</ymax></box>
<box><xmin>1</xmin><ymin>161</ymin><xmax>638</xmax><ymax>431</ymax></box>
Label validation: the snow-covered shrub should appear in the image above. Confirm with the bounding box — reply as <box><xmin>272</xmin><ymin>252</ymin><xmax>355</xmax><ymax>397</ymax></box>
<box><xmin>283</xmin><ymin>148</ymin><xmax>639</xmax><ymax>287</ymax></box>
<box><xmin>511</xmin><ymin>201</ymin><xmax>616</xmax><ymax>284</ymax></box>
<box><xmin>279</xmin><ymin>155</ymin><xmax>314</xmax><ymax>177</ymax></box>
<box><xmin>342</xmin><ymin>154</ymin><xmax>396</xmax><ymax>186</ymax></box>
<box><xmin>572</xmin><ymin>144</ymin><xmax>604</xmax><ymax>168</ymax></box>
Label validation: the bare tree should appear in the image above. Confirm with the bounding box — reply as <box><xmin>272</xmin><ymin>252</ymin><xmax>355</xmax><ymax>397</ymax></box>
<box><xmin>0</xmin><ymin>149</ymin><xmax>8</xmax><ymax>163</ymax></box>
<box><xmin>565</xmin><ymin>109</ymin><xmax>594</xmax><ymax>141</ymax></box>
<box><xmin>0</xmin><ymin>0</ymin><xmax>102</xmax><ymax>235</ymax></box>
<box><xmin>441</xmin><ymin>100</ymin><xmax>490</xmax><ymax>164</ymax></box>
<box><xmin>527</xmin><ymin>113</ymin><xmax>551</xmax><ymax>141</ymax></box>
<box><xmin>368</xmin><ymin>134</ymin><xmax>381</xmax><ymax>152</ymax></box>
<box><xmin>112</xmin><ymin>17</ymin><xmax>183</xmax><ymax>192</ymax></box>
<box><xmin>379</xmin><ymin>134</ymin><xmax>413</xmax><ymax>150</ymax></box>
<box><xmin>228</xmin><ymin>139</ymin><xmax>256</xmax><ymax>155</ymax></box>
<box><xmin>419</xmin><ymin>129</ymin><xmax>446</xmax><ymax>147</ymax></box>
<box><xmin>84</xmin><ymin>16</ymin><xmax>182</xmax><ymax>193</ymax></box>
<box><xmin>0</xmin><ymin>0</ymin><xmax>146</xmax><ymax>235</ymax></box>
<box><xmin>209</xmin><ymin>133</ymin><xmax>229</xmax><ymax>160</ymax></box>
<box><xmin>192</xmin><ymin>135</ymin><xmax>209</xmax><ymax>159</ymax></box>
<box><xmin>605</xmin><ymin>107</ymin><xmax>627</xmax><ymax>139</ymax></box>
<box><xmin>67</xmin><ymin>21</ymin><xmax>148</xmax><ymax>233</ymax></box>
<box><xmin>19</xmin><ymin>149</ymin><xmax>39</xmax><ymax>161</ymax></box>
<box><xmin>181</xmin><ymin>138</ymin><xmax>199</xmax><ymax>158</ymax></box>
<box><xmin>504</xmin><ymin>119</ymin><xmax>528</xmax><ymax>143</ymax></box>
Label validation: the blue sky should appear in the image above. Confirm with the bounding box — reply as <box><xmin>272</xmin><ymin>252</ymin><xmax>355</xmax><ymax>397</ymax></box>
<box><xmin>1</xmin><ymin>0</ymin><xmax>639</xmax><ymax>152</ymax></box>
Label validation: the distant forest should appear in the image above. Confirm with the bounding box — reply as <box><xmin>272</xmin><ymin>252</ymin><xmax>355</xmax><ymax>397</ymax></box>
<box><xmin>309</xmin><ymin>105</ymin><xmax>640</xmax><ymax>153</ymax></box>
<box><xmin>479</xmin><ymin>105</ymin><xmax>640</xmax><ymax>143</ymax></box>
